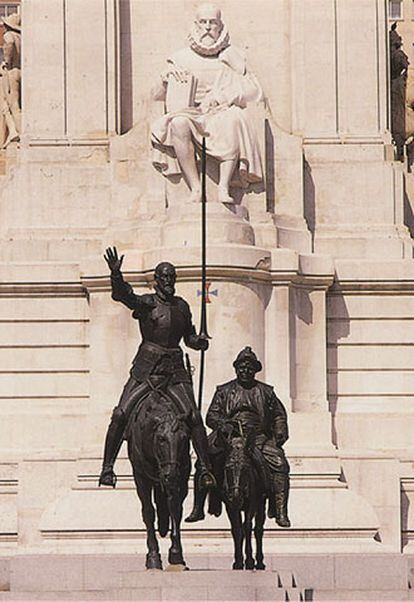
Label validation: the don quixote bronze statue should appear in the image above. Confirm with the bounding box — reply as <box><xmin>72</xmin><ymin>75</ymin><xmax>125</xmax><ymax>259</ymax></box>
<box><xmin>99</xmin><ymin>140</ymin><xmax>291</xmax><ymax>571</ymax></box>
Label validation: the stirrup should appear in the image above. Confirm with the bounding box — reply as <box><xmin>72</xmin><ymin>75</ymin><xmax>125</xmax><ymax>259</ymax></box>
<box><xmin>199</xmin><ymin>469</ymin><xmax>216</xmax><ymax>490</ymax></box>
<box><xmin>99</xmin><ymin>466</ymin><xmax>117</xmax><ymax>488</ymax></box>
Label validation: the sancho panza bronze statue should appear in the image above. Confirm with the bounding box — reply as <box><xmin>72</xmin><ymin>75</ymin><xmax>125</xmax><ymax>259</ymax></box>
<box><xmin>186</xmin><ymin>346</ymin><xmax>291</xmax><ymax>528</ymax></box>
<box><xmin>99</xmin><ymin>247</ymin><xmax>215</xmax><ymax>490</ymax></box>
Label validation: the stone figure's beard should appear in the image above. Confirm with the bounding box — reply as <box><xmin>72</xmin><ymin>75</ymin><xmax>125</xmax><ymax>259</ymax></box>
<box><xmin>188</xmin><ymin>24</ymin><xmax>230</xmax><ymax>57</ymax></box>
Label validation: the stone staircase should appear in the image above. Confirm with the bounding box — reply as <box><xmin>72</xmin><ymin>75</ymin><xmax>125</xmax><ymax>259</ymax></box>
<box><xmin>0</xmin><ymin>553</ymin><xmax>411</xmax><ymax>601</ymax></box>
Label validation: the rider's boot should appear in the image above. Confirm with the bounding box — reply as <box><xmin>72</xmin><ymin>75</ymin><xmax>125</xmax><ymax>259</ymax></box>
<box><xmin>273</xmin><ymin>473</ymin><xmax>291</xmax><ymax>528</ymax></box>
<box><xmin>99</xmin><ymin>407</ymin><xmax>126</xmax><ymax>488</ymax></box>
<box><xmin>191</xmin><ymin>423</ymin><xmax>217</xmax><ymax>490</ymax></box>
<box><xmin>185</xmin><ymin>469</ymin><xmax>208</xmax><ymax>522</ymax></box>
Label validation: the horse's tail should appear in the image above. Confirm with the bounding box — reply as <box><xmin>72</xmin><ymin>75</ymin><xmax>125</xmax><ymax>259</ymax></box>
<box><xmin>154</xmin><ymin>484</ymin><xmax>169</xmax><ymax>537</ymax></box>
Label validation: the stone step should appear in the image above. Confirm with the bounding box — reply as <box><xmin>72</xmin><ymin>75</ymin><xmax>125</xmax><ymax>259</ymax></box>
<box><xmin>0</xmin><ymin>587</ymin><xmax>300</xmax><ymax>601</ymax></box>
<box><xmin>1</xmin><ymin>553</ymin><xmax>409</xmax><ymax>599</ymax></box>
<box><xmin>313</xmin><ymin>589</ymin><xmax>410</xmax><ymax>601</ymax></box>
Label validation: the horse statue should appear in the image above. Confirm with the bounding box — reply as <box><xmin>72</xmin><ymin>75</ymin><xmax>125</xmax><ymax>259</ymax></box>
<box><xmin>221</xmin><ymin>425</ymin><xmax>267</xmax><ymax>571</ymax></box>
<box><xmin>126</xmin><ymin>388</ymin><xmax>191</xmax><ymax>570</ymax></box>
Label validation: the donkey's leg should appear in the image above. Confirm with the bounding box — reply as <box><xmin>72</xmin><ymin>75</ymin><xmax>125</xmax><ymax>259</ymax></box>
<box><xmin>136</xmin><ymin>475</ymin><xmax>162</xmax><ymax>570</ymax></box>
<box><xmin>255</xmin><ymin>496</ymin><xmax>266</xmax><ymax>570</ymax></box>
<box><xmin>244</xmin><ymin>509</ymin><xmax>255</xmax><ymax>570</ymax></box>
<box><xmin>226</xmin><ymin>507</ymin><xmax>244</xmax><ymax>570</ymax></box>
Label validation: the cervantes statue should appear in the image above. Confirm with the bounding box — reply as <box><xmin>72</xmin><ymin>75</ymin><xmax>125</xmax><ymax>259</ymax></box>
<box><xmin>151</xmin><ymin>3</ymin><xmax>264</xmax><ymax>204</ymax></box>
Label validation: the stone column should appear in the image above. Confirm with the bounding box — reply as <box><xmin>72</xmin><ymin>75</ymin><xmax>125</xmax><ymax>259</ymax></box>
<box><xmin>23</xmin><ymin>0</ymin><xmax>117</xmax><ymax>143</ymax></box>
<box><xmin>265</xmin><ymin>284</ymin><xmax>292</xmax><ymax>408</ymax></box>
<box><xmin>290</xmin><ymin>257</ymin><xmax>334</xmax><ymax>412</ymax></box>
<box><xmin>264</xmin><ymin>249</ymin><xmax>300</xmax><ymax>409</ymax></box>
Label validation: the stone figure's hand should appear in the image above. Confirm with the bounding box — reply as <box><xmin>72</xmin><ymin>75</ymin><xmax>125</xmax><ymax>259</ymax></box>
<box><xmin>200</xmin><ymin>93</ymin><xmax>219</xmax><ymax>114</ymax></box>
<box><xmin>104</xmin><ymin>246</ymin><xmax>124</xmax><ymax>274</ymax></box>
<box><xmin>161</xmin><ymin>66</ymin><xmax>190</xmax><ymax>84</ymax></box>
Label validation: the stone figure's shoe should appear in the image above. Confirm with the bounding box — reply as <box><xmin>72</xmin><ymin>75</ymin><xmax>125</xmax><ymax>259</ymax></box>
<box><xmin>189</xmin><ymin>187</ymin><xmax>202</xmax><ymax>203</ymax></box>
<box><xmin>3</xmin><ymin>130</ymin><xmax>19</xmax><ymax>148</ymax></box>
<box><xmin>184</xmin><ymin>508</ymin><xmax>205</xmax><ymax>523</ymax></box>
<box><xmin>99</xmin><ymin>465</ymin><xmax>117</xmax><ymax>488</ymax></box>
<box><xmin>218</xmin><ymin>187</ymin><xmax>234</xmax><ymax>204</ymax></box>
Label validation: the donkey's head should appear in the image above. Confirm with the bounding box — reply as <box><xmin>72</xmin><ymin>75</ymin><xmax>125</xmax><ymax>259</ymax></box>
<box><xmin>223</xmin><ymin>433</ymin><xmax>253</xmax><ymax>510</ymax></box>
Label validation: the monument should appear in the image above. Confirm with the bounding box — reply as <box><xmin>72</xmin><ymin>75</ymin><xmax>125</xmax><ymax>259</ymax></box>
<box><xmin>0</xmin><ymin>0</ymin><xmax>413</xmax><ymax>597</ymax></box>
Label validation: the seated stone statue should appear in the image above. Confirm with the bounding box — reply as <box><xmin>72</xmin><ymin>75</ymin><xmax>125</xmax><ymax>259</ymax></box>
<box><xmin>151</xmin><ymin>3</ymin><xmax>264</xmax><ymax>204</ymax></box>
<box><xmin>186</xmin><ymin>346</ymin><xmax>291</xmax><ymax>528</ymax></box>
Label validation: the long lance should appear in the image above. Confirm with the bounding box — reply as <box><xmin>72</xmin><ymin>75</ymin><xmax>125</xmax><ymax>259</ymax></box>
<box><xmin>197</xmin><ymin>137</ymin><xmax>210</xmax><ymax>411</ymax></box>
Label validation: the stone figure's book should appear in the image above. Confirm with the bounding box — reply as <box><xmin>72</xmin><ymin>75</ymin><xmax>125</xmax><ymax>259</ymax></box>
<box><xmin>166</xmin><ymin>74</ymin><xmax>197</xmax><ymax>112</ymax></box>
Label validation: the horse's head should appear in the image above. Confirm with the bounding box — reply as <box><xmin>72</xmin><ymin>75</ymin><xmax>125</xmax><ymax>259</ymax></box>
<box><xmin>223</xmin><ymin>434</ymin><xmax>253</xmax><ymax>510</ymax></box>
<box><xmin>153</xmin><ymin>408</ymin><xmax>190</xmax><ymax>490</ymax></box>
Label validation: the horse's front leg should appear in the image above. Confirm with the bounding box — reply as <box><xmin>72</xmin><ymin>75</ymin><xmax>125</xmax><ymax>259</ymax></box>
<box><xmin>244</xmin><ymin>509</ymin><xmax>255</xmax><ymax>570</ymax></box>
<box><xmin>135</xmin><ymin>474</ymin><xmax>162</xmax><ymax>570</ymax></box>
<box><xmin>226</xmin><ymin>506</ymin><xmax>244</xmax><ymax>570</ymax></box>
<box><xmin>255</xmin><ymin>496</ymin><xmax>266</xmax><ymax>570</ymax></box>
<box><xmin>167</xmin><ymin>490</ymin><xmax>185</xmax><ymax>566</ymax></box>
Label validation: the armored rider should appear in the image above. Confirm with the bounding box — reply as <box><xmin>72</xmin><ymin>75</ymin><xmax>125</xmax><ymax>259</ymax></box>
<box><xmin>99</xmin><ymin>247</ymin><xmax>215</xmax><ymax>490</ymax></box>
<box><xmin>186</xmin><ymin>346</ymin><xmax>291</xmax><ymax>527</ymax></box>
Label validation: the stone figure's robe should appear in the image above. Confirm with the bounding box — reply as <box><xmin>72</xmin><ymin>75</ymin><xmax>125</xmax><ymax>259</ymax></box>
<box><xmin>151</xmin><ymin>45</ymin><xmax>264</xmax><ymax>188</ymax></box>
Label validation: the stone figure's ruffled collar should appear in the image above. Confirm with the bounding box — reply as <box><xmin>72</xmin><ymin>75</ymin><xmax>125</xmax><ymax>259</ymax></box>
<box><xmin>188</xmin><ymin>25</ymin><xmax>230</xmax><ymax>57</ymax></box>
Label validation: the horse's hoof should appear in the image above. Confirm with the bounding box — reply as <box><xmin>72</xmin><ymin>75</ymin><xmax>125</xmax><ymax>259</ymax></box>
<box><xmin>255</xmin><ymin>562</ymin><xmax>266</xmax><ymax>570</ymax></box>
<box><xmin>232</xmin><ymin>561</ymin><xmax>244</xmax><ymax>570</ymax></box>
<box><xmin>98</xmin><ymin>466</ymin><xmax>117</xmax><ymax>488</ymax></box>
<box><xmin>245</xmin><ymin>559</ymin><xmax>255</xmax><ymax>570</ymax></box>
<box><xmin>146</xmin><ymin>552</ymin><xmax>163</xmax><ymax>570</ymax></box>
<box><xmin>166</xmin><ymin>563</ymin><xmax>188</xmax><ymax>572</ymax></box>
<box><xmin>168</xmin><ymin>549</ymin><xmax>185</xmax><ymax>565</ymax></box>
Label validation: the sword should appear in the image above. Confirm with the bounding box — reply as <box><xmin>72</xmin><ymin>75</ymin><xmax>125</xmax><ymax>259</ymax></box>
<box><xmin>197</xmin><ymin>137</ymin><xmax>210</xmax><ymax>411</ymax></box>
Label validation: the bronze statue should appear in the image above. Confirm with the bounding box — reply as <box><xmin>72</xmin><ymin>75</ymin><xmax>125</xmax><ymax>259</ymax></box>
<box><xmin>99</xmin><ymin>247</ymin><xmax>215</xmax><ymax>493</ymax></box>
<box><xmin>389</xmin><ymin>23</ymin><xmax>413</xmax><ymax>166</ymax></box>
<box><xmin>186</xmin><ymin>346</ymin><xmax>291</xmax><ymax>530</ymax></box>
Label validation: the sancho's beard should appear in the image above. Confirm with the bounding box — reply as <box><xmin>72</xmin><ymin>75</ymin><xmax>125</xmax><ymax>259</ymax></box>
<box><xmin>188</xmin><ymin>23</ymin><xmax>230</xmax><ymax>57</ymax></box>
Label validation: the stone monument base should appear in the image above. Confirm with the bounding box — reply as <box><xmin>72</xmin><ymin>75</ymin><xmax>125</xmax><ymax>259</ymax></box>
<box><xmin>0</xmin><ymin>552</ymin><xmax>410</xmax><ymax>601</ymax></box>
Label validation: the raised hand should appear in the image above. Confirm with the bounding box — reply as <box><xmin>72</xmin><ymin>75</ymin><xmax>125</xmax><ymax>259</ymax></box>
<box><xmin>104</xmin><ymin>246</ymin><xmax>124</xmax><ymax>274</ymax></box>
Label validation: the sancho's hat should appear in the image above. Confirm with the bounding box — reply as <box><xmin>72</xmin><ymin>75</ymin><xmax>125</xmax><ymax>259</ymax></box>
<box><xmin>2</xmin><ymin>13</ymin><xmax>21</xmax><ymax>33</ymax></box>
<box><xmin>233</xmin><ymin>346</ymin><xmax>262</xmax><ymax>373</ymax></box>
